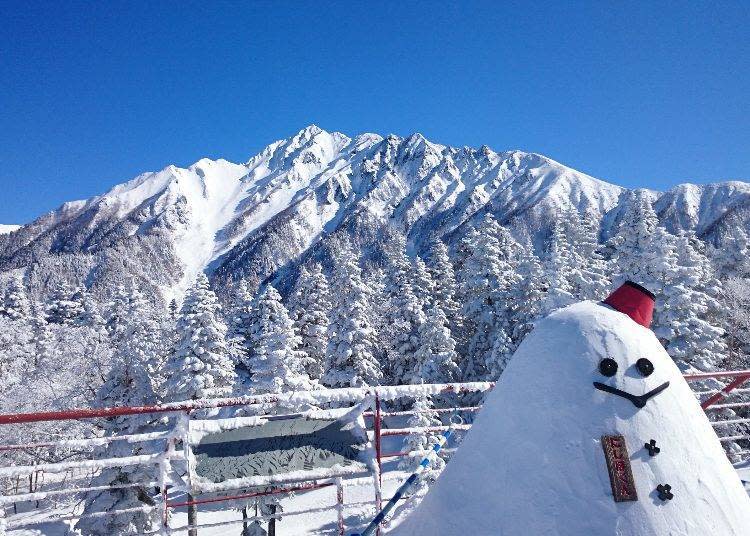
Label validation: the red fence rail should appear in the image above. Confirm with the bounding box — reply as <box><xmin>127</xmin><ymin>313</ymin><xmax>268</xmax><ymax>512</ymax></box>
<box><xmin>1</xmin><ymin>373</ymin><xmax>749</xmax><ymax>535</ymax></box>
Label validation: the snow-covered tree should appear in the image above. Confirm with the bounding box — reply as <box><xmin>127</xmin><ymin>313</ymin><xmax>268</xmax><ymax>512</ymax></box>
<box><xmin>412</xmin><ymin>256</ymin><xmax>434</xmax><ymax>311</ymax></box>
<box><xmin>724</xmin><ymin>276</ymin><xmax>750</xmax><ymax>368</ymax></box>
<box><xmin>381</xmin><ymin>229</ymin><xmax>425</xmax><ymax>384</ymax></box>
<box><xmin>226</xmin><ymin>278</ymin><xmax>257</xmax><ymax>367</ymax></box>
<box><xmin>610</xmin><ymin>189</ymin><xmax>659</xmax><ymax>287</ymax></box>
<box><xmin>78</xmin><ymin>290</ymin><xmax>106</xmax><ymax>331</ymax></box>
<box><xmin>415</xmin><ymin>305</ymin><xmax>459</xmax><ymax>384</ymax></box>
<box><xmin>288</xmin><ymin>264</ymin><xmax>331</xmax><ymax>380</ymax></box>
<box><xmin>163</xmin><ymin>273</ymin><xmax>235</xmax><ymax>401</ymax></box>
<box><xmin>566</xmin><ymin>209</ymin><xmax>610</xmax><ymax>300</ymax></box>
<box><xmin>398</xmin><ymin>395</ymin><xmax>445</xmax><ymax>484</ymax></box>
<box><xmin>246</xmin><ymin>284</ymin><xmax>314</xmax><ymax>395</ymax></box>
<box><xmin>427</xmin><ymin>239</ymin><xmax>463</xmax><ymax>341</ymax></box>
<box><xmin>1</xmin><ymin>273</ymin><xmax>30</xmax><ymax>321</ymax></box>
<box><xmin>457</xmin><ymin>215</ymin><xmax>519</xmax><ymax>380</ymax></box>
<box><xmin>509</xmin><ymin>247</ymin><xmax>545</xmax><ymax>343</ymax></box>
<box><xmin>45</xmin><ymin>281</ymin><xmax>84</xmax><ymax>325</ymax></box>
<box><xmin>710</xmin><ymin>227</ymin><xmax>750</xmax><ymax>279</ymax></box>
<box><xmin>540</xmin><ymin>216</ymin><xmax>577</xmax><ymax>315</ymax></box>
<box><xmin>659</xmin><ymin>233</ymin><xmax>727</xmax><ymax>371</ymax></box>
<box><xmin>323</xmin><ymin>237</ymin><xmax>382</xmax><ymax>387</ymax></box>
<box><xmin>76</xmin><ymin>297</ymin><xmax>161</xmax><ymax>536</ymax></box>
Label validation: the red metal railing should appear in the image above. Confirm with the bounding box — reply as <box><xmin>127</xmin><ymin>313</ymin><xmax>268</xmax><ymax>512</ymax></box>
<box><xmin>1</xmin><ymin>373</ymin><xmax>749</xmax><ymax>535</ymax></box>
<box><xmin>0</xmin><ymin>382</ymin><xmax>492</xmax><ymax>535</ymax></box>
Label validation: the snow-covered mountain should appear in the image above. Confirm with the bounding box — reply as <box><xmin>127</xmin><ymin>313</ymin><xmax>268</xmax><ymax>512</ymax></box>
<box><xmin>1</xmin><ymin>125</ymin><xmax>748</xmax><ymax>301</ymax></box>
<box><xmin>0</xmin><ymin>224</ymin><xmax>20</xmax><ymax>235</ymax></box>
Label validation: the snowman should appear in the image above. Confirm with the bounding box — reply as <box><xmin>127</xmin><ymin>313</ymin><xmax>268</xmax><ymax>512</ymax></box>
<box><xmin>392</xmin><ymin>282</ymin><xmax>750</xmax><ymax>535</ymax></box>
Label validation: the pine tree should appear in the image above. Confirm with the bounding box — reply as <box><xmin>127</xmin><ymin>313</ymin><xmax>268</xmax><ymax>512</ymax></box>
<box><xmin>45</xmin><ymin>281</ymin><xmax>84</xmax><ymax>325</ymax></box>
<box><xmin>412</xmin><ymin>256</ymin><xmax>435</xmax><ymax>311</ymax></box>
<box><xmin>509</xmin><ymin>247</ymin><xmax>545</xmax><ymax>343</ymax></box>
<box><xmin>163</xmin><ymin>273</ymin><xmax>235</xmax><ymax>401</ymax></box>
<box><xmin>415</xmin><ymin>304</ymin><xmax>460</xmax><ymax>384</ymax></box>
<box><xmin>660</xmin><ymin>233</ymin><xmax>728</xmax><ymax>371</ymax></box>
<box><xmin>78</xmin><ymin>290</ymin><xmax>105</xmax><ymax>330</ymax></box>
<box><xmin>1</xmin><ymin>273</ymin><xmax>30</xmax><ymax>321</ymax></box>
<box><xmin>288</xmin><ymin>264</ymin><xmax>331</xmax><ymax>380</ymax></box>
<box><xmin>486</xmin><ymin>327</ymin><xmax>515</xmax><ymax>379</ymax></box>
<box><xmin>227</xmin><ymin>278</ymin><xmax>257</xmax><ymax>368</ymax></box>
<box><xmin>398</xmin><ymin>395</ymin><xmax>445</xmax><ymax>483</ymax></box>
<box><xmin>540</xmin><ymin>216</ymin><xmax>577</xmax><ymax>315</ymax></box>
<box><xmin>566</xmin><ymin>208</ymin><xmax>610</xmax><ymax>300</ymax></box>
<box><xmin>427</xmin><ymin>239</ymin><xmax>463</xmax><ymax>341</ymax></box>
<box><xmin>457</xmin><ymin>215</ymin><xmax>519</xmax><ymax>380</ymax></box>
<box><xmin>76</xmin><ymin>292</ymin><xmax>161</xmax><ymax>536</ymax></box>
<box><xmin>381</xmin><ymin>229</ymin><xmax>425</xmax><ymax>384</ymax></box>
<box><xmin>246</xmin><ymin>284</ymin><xmax>314</xmax><ymax>395</ymax></box>
<box><xmin>610</xmin><ymin>189</ymin><xmax>659</xmax><ymax>287</ymax></box>
<box><xmin>323</xmin><ymin>237</ymin><xmax>382</xmax><ymax>387</ymax></box>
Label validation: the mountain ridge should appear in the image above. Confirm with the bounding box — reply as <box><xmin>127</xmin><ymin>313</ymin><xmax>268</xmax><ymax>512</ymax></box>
<box><xmin>1</xmin><ymin>126</ymin><xmax>749</xmax><ymax>301</ymax></box>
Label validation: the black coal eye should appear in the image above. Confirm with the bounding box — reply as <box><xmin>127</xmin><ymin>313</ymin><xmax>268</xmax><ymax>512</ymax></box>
<box><xmin>636</xmin><ymin>358</ymin><xmax>654</xmax><ymax>377</ymax></box>
<box><xmin>599</xmin><ymin>358</ymin><xmax>618</xmax><ymax>377</ymax></box>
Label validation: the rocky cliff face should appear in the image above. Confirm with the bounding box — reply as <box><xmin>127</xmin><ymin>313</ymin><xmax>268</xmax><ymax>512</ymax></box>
<box><xmin>1</xmin><ymin>125</ymin><xmax>748</xmax><ymax>301</ymax></box>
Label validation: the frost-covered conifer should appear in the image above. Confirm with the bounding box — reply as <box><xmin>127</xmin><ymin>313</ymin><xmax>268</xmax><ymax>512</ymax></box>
<box><xmin>78</xmin><ymin>290</ymin><xmax>106</xmax><ymax>331</ymax></box>
<box><xmin>509</xmin><ymin>248</ymin><xmax>545</xmax><ymax>343</ymax></box>
<box><xmin>415</xmin><ymin>305</ymin><xmax>459</xmax><ymax>384</ymax></box>
<box><xmin>76</xmin><ymin>289</ymin><xmax>162</xmax><ymax>536</ymax></box>
<box><xmin>163</xmin><ymin>273</ymin><xmax>235</xmax><ymax>401</ymax></box>
<box><xmin>724</xmin><ymin>277</ymin><xmax>750</xmax><ymax>367</ymax></box>
<box><xmin>610</xmin><ymin>189</ymin><xmax>659</xmax><ymax>287</ymax></box>
<box><xmin>289</xmin><ymin>264</ymin><xmax>331</xmax><ymax>380</ymax></box>
<box><xmin>412</xmin><ymin>256</ymin><xmax>434</xmax><ymax>311</ymax></box>
<box><xmin>458</xmin><ymin>215</ymin><xmax>519</xmax><ymax>380</ymax></box>
<box><xmin>659</xmin><ymin>233</ymin><xmax>727</xmax><ymax>371</ymax></box>
<box><xmin>45</xmin><ymin>281</ymin><xmax>84</xmax><ymax>325</ymax></box>
<box><xmin>1</xmin><ymin>273</ymin><xmax>30</xmax><ymax>321</ymax></box>
<box><xmin>398</xmin><ymin>395</ymin><xmax>445</xmax><ymax>482</ymax></box>
<box><xmin>566</xmin><ymin>209</ymin><xmax>610</xmax><ymax>300</ymax></box>
<box><xmin>323</xmin><ymin>237</ymin><xmax>382</xmax><ymax>387</ymax></box>
<box><xmin>227</xmin><ymin>278</ymin><xmax>257</xmax><ymax>367</ymax></box>
<box><xmin>427</xmin><ymin>239</ymin><xmax>463</xmax><ymax>339</ymax></box>
<box><xmin>380</xmin><ymin>229</ymin><xmax>425</xmax><ymax>384</ymax></box>
<box><xmin>246</xmin><ymin>284</ymin><xmax>314</xmax><ymax>394</ymax></box>
<box><xmin>540</xmin><ymin>216</ymin><xmax>577</xmax><ymax>315</ymax></box>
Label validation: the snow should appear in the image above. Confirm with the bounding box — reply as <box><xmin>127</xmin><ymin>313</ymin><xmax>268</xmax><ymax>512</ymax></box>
<box><xmin>0</xmin><ymin>224</ymin><xmax>20</xmax><ymax>235</ymax></box>
<box><xmin>392</xmin><ymin>301</ymin><xmax>750</xmax><ymax>535</ymax></box>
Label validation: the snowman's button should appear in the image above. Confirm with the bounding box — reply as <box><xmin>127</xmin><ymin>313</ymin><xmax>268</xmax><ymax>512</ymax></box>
<box><xmin>656</xmin><ymin>484</ymin><xmax>673</xmax><ymax>501</ymax></box>
<box><xmin>645</xmin><ymin>439</ymin><xmax>660</xmax><ymax>456</ymax></box>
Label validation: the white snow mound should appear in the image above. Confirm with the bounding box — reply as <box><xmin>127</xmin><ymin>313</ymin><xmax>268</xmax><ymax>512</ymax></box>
<box><xmin>392</xmin><ymin>301</ymin><xmax>750</xmax><ymax>535</ymax></box>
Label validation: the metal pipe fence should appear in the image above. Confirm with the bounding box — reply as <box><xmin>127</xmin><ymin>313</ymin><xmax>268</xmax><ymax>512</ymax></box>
<box><xmin>1</xmin><ymin>373</ymin><xmax>749</xmax><ymax>535</ymax></box>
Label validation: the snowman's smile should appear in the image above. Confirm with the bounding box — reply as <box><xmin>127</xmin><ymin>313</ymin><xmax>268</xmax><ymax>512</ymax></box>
<box><xmin>593</xmin><ymin>381</ymin><xmax>670</xmax><ymax>408</ymax></box>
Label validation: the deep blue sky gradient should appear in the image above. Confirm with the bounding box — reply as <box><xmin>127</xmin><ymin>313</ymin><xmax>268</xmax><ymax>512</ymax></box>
<box><xmin>1</xmin><ymin>1</ymin><xmax>748</xmax><ymax>223</ymax></box>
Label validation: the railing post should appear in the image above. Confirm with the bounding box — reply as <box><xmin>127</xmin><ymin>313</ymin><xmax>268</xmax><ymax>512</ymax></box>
<box><xmin>158</xmin><ymin>435</ymin><xmax>176</xmax><ymax>534</ymax></box>
<box><xmin>373</xmin><ymin>392</ymin><xmax>383</xmax><ymax>536</ymax></box>
<box><xmin>335</xmin><ymin>477</ymin><xmax>345</xmax><ymax>536</ymax></box>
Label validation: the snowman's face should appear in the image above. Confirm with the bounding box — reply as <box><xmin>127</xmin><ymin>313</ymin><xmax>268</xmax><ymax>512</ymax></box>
<box><xmin>593</xmin><ymin>354</ymin><xmax>671</xmax><ymax>408</ymax></box>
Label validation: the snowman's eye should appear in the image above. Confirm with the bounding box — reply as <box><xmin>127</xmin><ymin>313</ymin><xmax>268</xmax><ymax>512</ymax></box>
<box><xmin>599</xmin><ymin>358</ymin><xmax>618</xmax><ymax>377</ymax></box>
<box><xmin>636</xmin><ymin>358</ymin><xmax>654</xmax><ymax>377</ymax></box>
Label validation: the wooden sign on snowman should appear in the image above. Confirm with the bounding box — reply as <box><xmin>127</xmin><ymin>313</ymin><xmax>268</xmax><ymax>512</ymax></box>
<box><xmin>393</xmin><ymin>282</ymin><xmax>750</xmax><ymax>535</ymax></box>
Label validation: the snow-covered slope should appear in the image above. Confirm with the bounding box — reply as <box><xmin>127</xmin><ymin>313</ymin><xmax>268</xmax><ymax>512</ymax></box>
<box><xmin>0</xmin><ymin>126</ymin><xmax>748</xmax><ymax>300</ymax></box>
<box><xmin>0</xmin><ymin>224</ymin><xmax>20</xmax><ymax>235</ymax></box>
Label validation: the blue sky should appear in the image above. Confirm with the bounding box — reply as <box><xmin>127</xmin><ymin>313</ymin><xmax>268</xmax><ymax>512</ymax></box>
<box><xmin>1</xmin><ymin>1</ymin><xmax>748</xmax><ymax>224</ymax></box>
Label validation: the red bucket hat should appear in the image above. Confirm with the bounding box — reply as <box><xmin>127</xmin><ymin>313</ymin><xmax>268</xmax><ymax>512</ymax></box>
<box><xmin>602</xmin><ymin>281</ymin><xmax>655</xmax><ymax>329</ymax></box>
